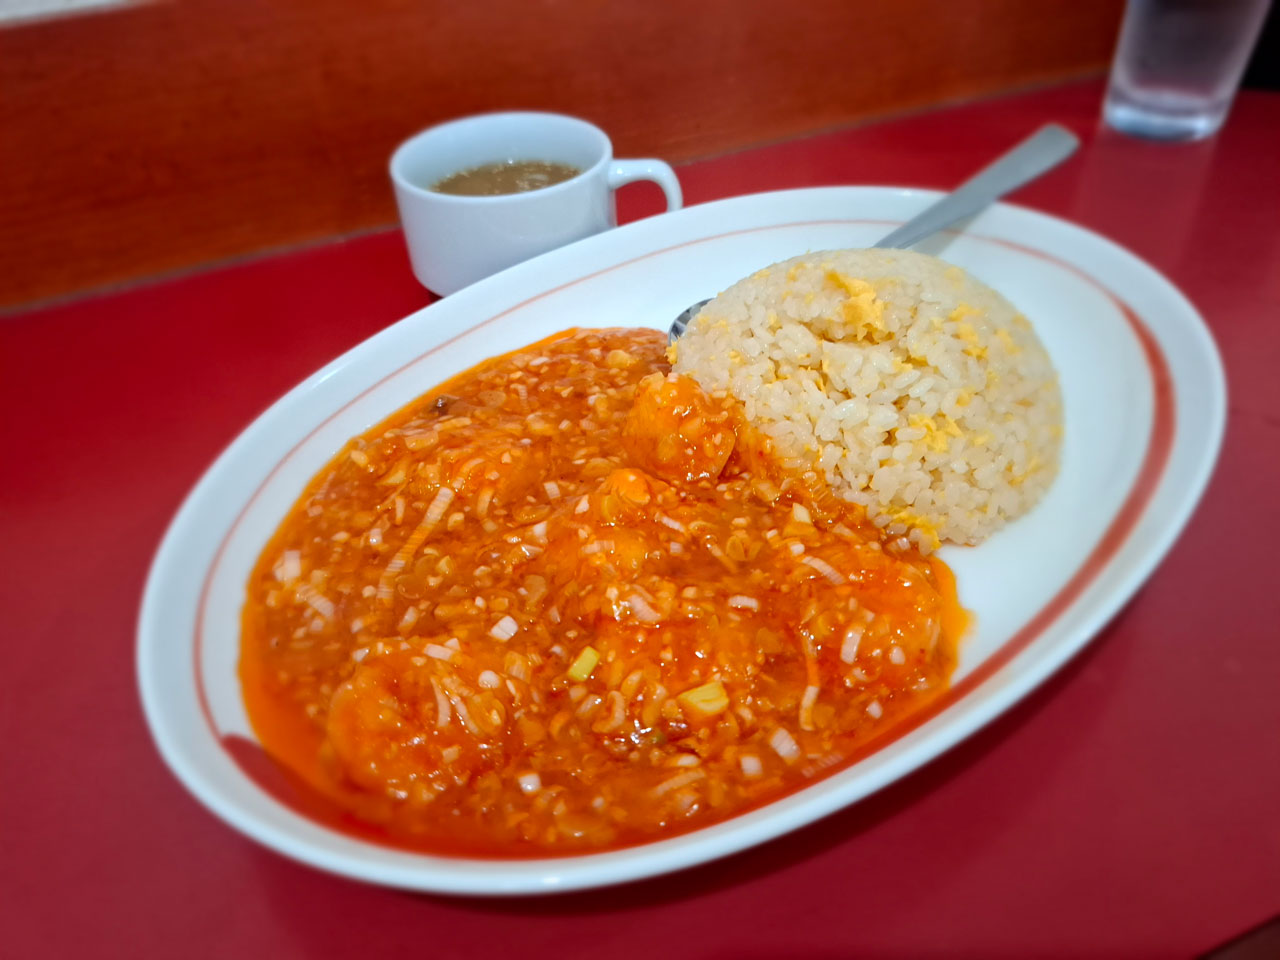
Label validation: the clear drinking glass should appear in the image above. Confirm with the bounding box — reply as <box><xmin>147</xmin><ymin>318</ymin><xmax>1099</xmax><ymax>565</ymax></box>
<box><xmin>1104</xmin><ymin>0</ymin><xmax>1273</xmax><ymax>140</ymax></box>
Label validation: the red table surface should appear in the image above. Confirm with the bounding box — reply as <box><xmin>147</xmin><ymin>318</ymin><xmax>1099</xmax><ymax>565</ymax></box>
<box><xmin>3</xmin><ymin>79</ymin><xmax>1278</xmax><ymax>958</ymax></box>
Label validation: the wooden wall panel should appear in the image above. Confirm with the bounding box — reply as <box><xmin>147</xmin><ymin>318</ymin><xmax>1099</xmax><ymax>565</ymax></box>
<box><xmin>0</xmin><ymin>0</ymin><xmax>1124</xmax><ymax>309</ymax></box>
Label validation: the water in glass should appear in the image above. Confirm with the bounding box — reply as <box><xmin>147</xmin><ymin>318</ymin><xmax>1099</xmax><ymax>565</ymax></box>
<box><xmin>1104</xmin><ymin>0</ymin><xmax>1272</xmax><ymax>140</ymax></box>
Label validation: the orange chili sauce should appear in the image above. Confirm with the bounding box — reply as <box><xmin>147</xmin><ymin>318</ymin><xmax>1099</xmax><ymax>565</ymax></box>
<box><xmin>240</xmin><ymin>328</ymin><xmax>965</xmax><ymax>856</ymax></box>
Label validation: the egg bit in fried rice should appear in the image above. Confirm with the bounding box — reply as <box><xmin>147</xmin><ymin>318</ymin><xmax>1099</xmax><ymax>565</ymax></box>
<box><xmin>672</xmin><ymin>248</ymin><xmax>1063</xmax><ymax>552</ymax></box>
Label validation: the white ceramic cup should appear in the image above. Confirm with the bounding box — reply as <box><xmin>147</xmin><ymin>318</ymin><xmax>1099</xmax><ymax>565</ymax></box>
<box><xmin>390</xmin><ymin>112</ymin><xmax>683</xmax><ymax>296</ymax></box>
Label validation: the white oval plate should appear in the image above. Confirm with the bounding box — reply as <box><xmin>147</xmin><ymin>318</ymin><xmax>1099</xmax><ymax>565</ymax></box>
<box><xmin>138</xmin><ymin>187</ymin><xmax>1225</xmax><ymax>895</ymax></box>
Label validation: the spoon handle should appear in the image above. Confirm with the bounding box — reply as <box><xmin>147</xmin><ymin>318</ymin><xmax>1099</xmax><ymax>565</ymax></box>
<box><xmin>873</xmin><ymin>124</ymin><xmax>1080</xmax><ymax>251</ymax></box>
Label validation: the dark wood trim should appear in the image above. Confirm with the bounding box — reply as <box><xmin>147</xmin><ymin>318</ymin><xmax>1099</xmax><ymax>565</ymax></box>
<box><xmin>0</xmin><ymin>0</ymin><xmax>1123</xmax><ymax>308</ymax></box>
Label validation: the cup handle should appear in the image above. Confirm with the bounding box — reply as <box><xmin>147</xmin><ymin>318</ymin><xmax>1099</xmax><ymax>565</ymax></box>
<box><xmin>607</xmin><ymin>159</ymin><xmax>683</xmax><ymax>211</ymax></box>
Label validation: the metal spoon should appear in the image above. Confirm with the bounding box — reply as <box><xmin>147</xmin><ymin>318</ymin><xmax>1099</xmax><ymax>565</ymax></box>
<box><xmin>668</xmin><ymin>123</ymin><xmax>1079</xmax><ymax>342</ymax></box>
